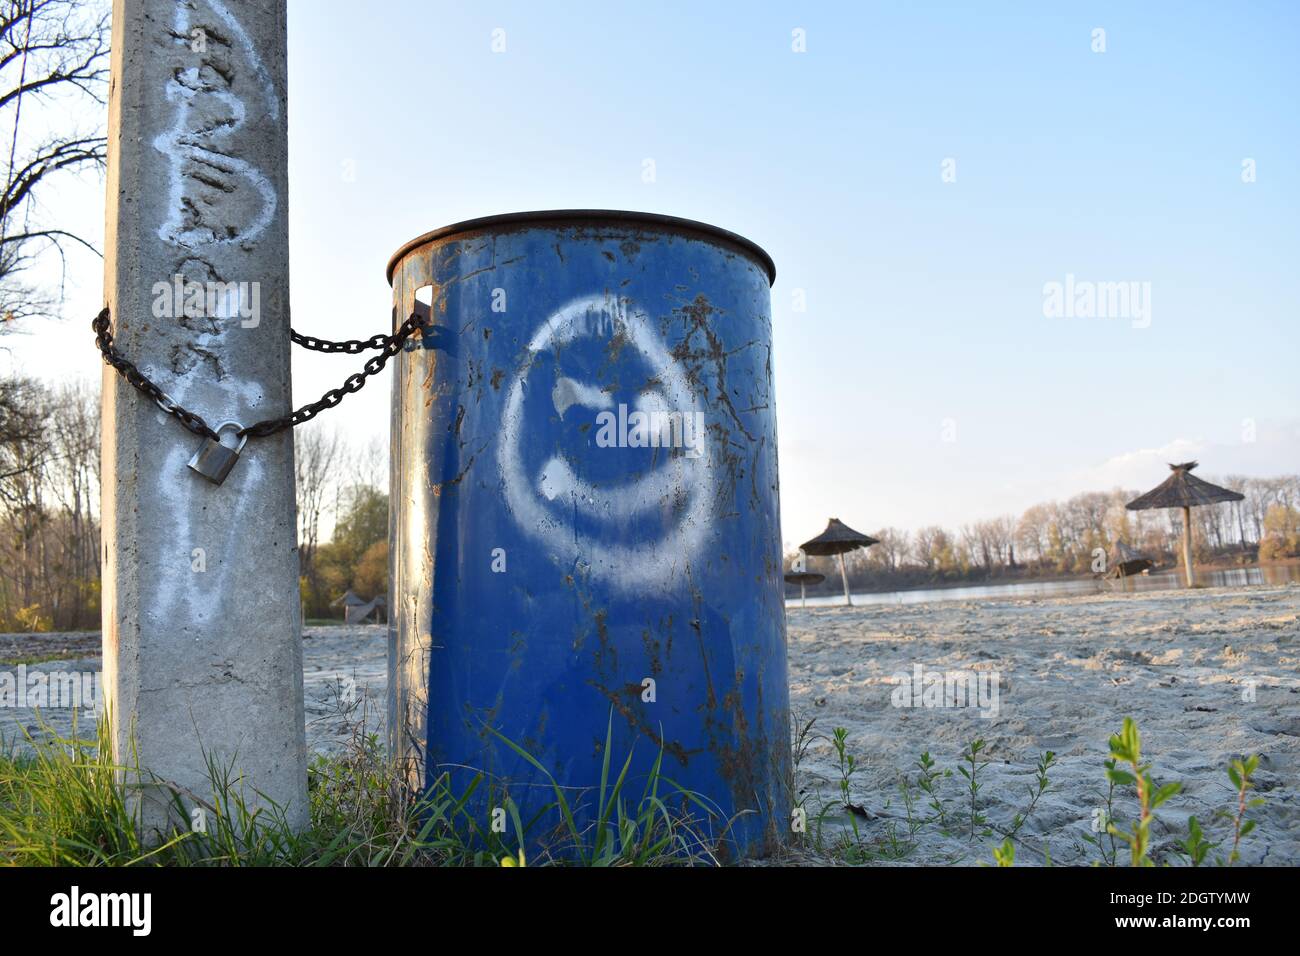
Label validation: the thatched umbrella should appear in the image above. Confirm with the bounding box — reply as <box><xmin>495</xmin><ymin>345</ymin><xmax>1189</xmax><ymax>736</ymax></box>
<box><xmin>784</xmin><ymin>571</ymin><xmax>825</xmax><ymax>609</ymax></box>
<box><xmin>1126</xmin><ymin>462</ymin><xmax>1243</xmax><ymax>587</ymax></box>
<box><xmin>331</xmin><ymin>589</ymin><xmax>364</xmax><ymax>609</ymax></box>
<box><xmin>1105</xmin><ymin>541</ymin><xmax>1154</xmax><ymax>580</ymax></box>
<box><xmin>799</xmin><ymin>518</ymin><xmax>879</xmax><ymax>606</ymax></box>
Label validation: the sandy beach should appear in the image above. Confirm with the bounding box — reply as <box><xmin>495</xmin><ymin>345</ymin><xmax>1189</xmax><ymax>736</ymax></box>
<box><xmin>788</xmin><ymin>583</ymin><xmax>1300</xmax><ymax>865</ymax></box>
<box><xmin>4</xmin><ymin>583</ymin><xmax>1297</xmax><ymax>865</ymax></box>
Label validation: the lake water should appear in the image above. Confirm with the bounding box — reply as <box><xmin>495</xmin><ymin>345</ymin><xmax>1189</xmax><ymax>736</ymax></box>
<box><xmin>787</xmin><ymin>564</ymin><xmax>1300</xmax><ymax>608</ymax></box>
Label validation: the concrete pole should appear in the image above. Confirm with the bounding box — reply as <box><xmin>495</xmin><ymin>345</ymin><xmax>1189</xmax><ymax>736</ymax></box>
<box><xmin>838</xmin><ymin>552</ymin><xmax>852</xmax><ymax>606</ymax></box>
<box><xmin>1182</xmin><ymin>505</ymin><xmax>1196</xmax><ymax>588</ymax></box>
<box><xmin>101</xmin><ymin>0</ymin><xmax>305</xmax><ymax>832</ymax></box>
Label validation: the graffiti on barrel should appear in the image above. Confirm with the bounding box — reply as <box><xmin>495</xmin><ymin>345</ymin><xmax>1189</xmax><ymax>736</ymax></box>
<box><xmin>388</xmin><ymin>212</ymin><xmax>791</xmax><ymax>858</ymax></box>
<box><xmin>497</xmin><ymin>294</ymin><xmax>716</xmax><ymax>593</ymax></box>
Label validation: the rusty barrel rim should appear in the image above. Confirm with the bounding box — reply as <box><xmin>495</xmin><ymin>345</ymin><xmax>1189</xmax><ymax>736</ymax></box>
<box><xmin>385</xmin><ymin>209</ymin><xmax>776</xmax><ymax>287</ymax></box>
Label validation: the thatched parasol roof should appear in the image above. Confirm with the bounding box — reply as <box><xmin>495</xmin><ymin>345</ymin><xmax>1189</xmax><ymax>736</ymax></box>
<box><xmin>1113</xmin><ymin>541</ymin><xmax>1147</xmax><ymax>564</ymax></box>
<box><xmin>1107</xmin><ymin>541</ymin><xmax>1153</xmax><ymax>578</ymax></box>
<box><xmin>784</xmin><ymin>572</ymin><xmax>826</xmax><ymax>585</ymax></box>
<box><xmin>1125</xmin><ymin>462</ymin><xmax>1244</xmax><ymax>511</ymax></box>
<box><xmin>331</xmin><ymin>589</ymin><xmax>365</xmax><ymax>608</ymax></box>
<box><xmin>799</xmin><ymin>518</ymin><xmax>879</xmax><ymax>556</ymax></box>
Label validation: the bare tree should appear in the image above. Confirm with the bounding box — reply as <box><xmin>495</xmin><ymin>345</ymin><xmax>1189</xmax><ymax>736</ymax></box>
<box><xmin>0</xmin><ymin>372</ymin><xmax>43</xmax><ymax>473</ymax></box>
<box><xmin>295</xmin><ymin>423</ymin><xmax>342</xmax><ymax>606</ymax></box>
<box><xmin>0</xmin><ymin>375</ymin><xmax>100</xmax><ymax>629</ymax></box>
<box><xmin>1</xmin><ymin>377</ymin><xmax>58</xmax><ymax>624</ymax></box>
<box><xmin>348</xmin><ymin>434</ymin><xmax>389</xmax><ymax>494</ymax></box>
<box><xmin>49</xmin><ymin>379</ymin><xmax>99</xmax><ymax>609</ymax></box>
<box><xmin>992</xmin><ymin>515</ymin><xmax>1017</xmax><ymax>568</ymax></box>
<box><xmin>866</xmin><ymin>527</ymin><xmax>907</xmax><ymax>572</ymax></box>
<box><xmin>0</xmin><ymin>0</ymin><xmax>109</xmax><ymax>326</ymax></box>
<box><xmin>1015</xmin><ymin>504</ymin><xmax>1050</xmax><ymax>566</ymax></box>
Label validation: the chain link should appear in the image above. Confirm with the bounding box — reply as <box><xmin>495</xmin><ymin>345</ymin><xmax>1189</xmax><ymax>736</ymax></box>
<box><xmin>93</xmin><ymin>309</ymin><xmax>221</xmax><ymax>441</ymax></box>
<box><xmin>290</xmin><ymin>328</ymin><xmax>392</xmax><ymax>354</ymax></box>
<box><xmin>92</xmin><ymin>307</ymin><xmax>427</xmax><ymax>443</ymax></box>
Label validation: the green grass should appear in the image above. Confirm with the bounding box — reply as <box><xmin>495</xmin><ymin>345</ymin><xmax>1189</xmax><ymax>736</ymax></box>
<box><xmin>4</xmin><ymin>709</ymin><xmax>1265</xmax><ymax>867</ymax></box>
<box><xmin>789</xmin><ymin>716</ymin><xmax>1265</xmax><ymax>867</ymax></box>
<box><xmin>0</xmin><ymin>712</ymin><xmax>724</xmax><ymax>867</ymax></box>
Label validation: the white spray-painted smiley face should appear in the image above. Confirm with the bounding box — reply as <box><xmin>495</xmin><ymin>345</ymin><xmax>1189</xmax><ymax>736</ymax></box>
<box><xmin>497</xmin><ymin>295</ymin><xmax>715</xmax><ymax>593</ymax></box>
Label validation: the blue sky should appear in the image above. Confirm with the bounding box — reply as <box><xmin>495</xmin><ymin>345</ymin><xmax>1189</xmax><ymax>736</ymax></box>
<box><xmin>8</xmin><ymin>0</ymin><xmax>1298</xmax><ymax>546</ymax></box>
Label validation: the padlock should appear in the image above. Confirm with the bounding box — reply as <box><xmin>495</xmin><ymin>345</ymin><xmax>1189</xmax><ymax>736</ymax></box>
<box><xmin>187</xmin><ymin>421</ymin><xmax>248</xmax><ymax>485</ymax></box>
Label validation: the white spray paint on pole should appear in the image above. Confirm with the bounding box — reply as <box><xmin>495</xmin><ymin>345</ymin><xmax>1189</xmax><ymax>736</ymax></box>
<box><xmin>101</xmin><ymin>0</ymin><xmax>305</xmax><ymax>833</ymax></box>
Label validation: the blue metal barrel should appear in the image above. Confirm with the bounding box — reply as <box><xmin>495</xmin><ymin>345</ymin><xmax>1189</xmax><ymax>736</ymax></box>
<box><xmin>387</xmin><ymin>211</ymin><xmax>790</xmax><ymax>859</ymax></box>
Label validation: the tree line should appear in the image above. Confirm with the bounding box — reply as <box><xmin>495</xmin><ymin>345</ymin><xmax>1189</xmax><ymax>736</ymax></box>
<box><xmin>0</xmin><ymin>377</ymin><xmax>389</xmax><ymax>631</ymax></box>
<box><xmin>0</xmin><ymin>1</ymin><xmax>111</xmax><ymax>631</ymax></box>
<box><xmin>2</xmin><ymin>375</ymin><xmax>1298</xmax><ymax>628</ymax></box>
<box><xmin>0</xmin><ymin>377</ymin><xmax>100</xmax><ymax>631</ymax></box>
<box><xmin>293</xmin><ymin>427</ymin><xmax>389</xmax><ymax>621</ymax></box>
<box><xmin>789</xmin><ymin>476</ymin><xmax>1300</xmax><ymax>595</ymax></box>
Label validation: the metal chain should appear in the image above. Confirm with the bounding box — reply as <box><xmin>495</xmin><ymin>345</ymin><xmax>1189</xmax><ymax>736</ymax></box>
<box><xmin>92</xmin><ymin>307</ymin><xmax>427</xmax><ymax>442</ymax></box>
<box><xmin>241</xmin><ymin>313</ymin><xmax>426</xmax><ymax>438</ymax></box>
<box><xmin>290</xmin><ymin>328</ymin><xmax>393</xmax><ymax>354</ymax></box>
<box><xmin>92</xmin><ymin>308</ymin><xmax>221</xmax><ymax>442</ymax></box>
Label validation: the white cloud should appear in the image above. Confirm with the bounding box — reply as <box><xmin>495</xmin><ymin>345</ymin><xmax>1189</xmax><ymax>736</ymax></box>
<box><xmin>1082</xmin><ymin>421</ymin><xmax>1300</xmax><ymax>491</ymax></box>
<box><xmin>1084</xmin><ymin>438</ymin><xmax>1209</xmax><ymax>490</ymax></box>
